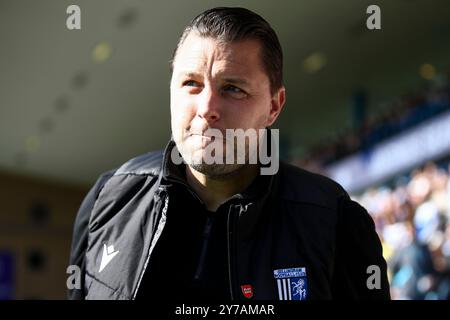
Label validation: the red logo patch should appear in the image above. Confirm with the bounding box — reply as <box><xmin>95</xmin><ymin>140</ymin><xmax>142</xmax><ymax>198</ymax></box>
<box><xmin>241</xmin><ymin>284</ymin><xmax>254</xmax><ymax>298</ymax></box>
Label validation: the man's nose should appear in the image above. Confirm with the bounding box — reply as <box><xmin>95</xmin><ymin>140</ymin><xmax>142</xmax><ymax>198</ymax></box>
<box><xmin>196</xmin><ymin>87</ymin><xmax>221</xmax><ymax>123</ymax></box>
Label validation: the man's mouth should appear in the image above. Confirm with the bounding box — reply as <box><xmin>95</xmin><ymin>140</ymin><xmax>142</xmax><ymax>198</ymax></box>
<box><xmin>187</xmin><ymin>134</ymin><xmax>217</xmax><ymax>146</ymax></box>
<box><xmin>189</xmin><ymin>133</ymin><xmax>213</xmax><ymax>138</ymax></box>
<box><xmin>187</xmin><ymin>131</ymin><xmax>223</xmax><ymax>140</ymax></box>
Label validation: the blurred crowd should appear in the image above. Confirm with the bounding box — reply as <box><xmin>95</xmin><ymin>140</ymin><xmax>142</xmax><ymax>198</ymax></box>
<box><xmin>298</xmin><ymin>72</ymin><xmax>450</xmax><ymax>169</ymax></box>
<box><xmin>353</xmin><ymin>161</ymin><xmax>450</xmax><ymax>299</ymax></box>
<box><xmin>293</xmin><ymin>71</ymin><xmax>450</xmax><ymax>299</ymax></box>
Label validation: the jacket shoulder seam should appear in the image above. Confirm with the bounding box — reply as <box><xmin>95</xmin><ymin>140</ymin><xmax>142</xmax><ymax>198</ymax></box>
<box><xmin>113</xmin><ymin>172</ymin><xmax>159</xmax><ymax>177</ymax></box>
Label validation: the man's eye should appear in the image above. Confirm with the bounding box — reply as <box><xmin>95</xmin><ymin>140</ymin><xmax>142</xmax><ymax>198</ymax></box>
<box><xmin>223</xmin><ymin>85</ymin><xmax>247</xmax><ymax>98</ymax></box>
<box><xmin>182</xmin><ymin>80</ymin><xmax>200</xmax><ymax>87</ymax></box>
<box><xmin>224</xmin><ymin>85</ymin><xmax>243</xmax><ymax>93</ymax></box>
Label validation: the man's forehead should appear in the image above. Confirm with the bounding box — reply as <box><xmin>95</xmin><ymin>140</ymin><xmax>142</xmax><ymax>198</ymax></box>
<box><xmin>173</xmin><ymin>34</ymin><xmax>263</xmax><ymax>78</ymax></box>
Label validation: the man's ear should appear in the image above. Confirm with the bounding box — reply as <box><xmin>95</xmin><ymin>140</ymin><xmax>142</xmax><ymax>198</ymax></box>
<box><xmin>266</xmin><ymin>86</ymin><xmax>286</xmax><ymax>126</ymax></box>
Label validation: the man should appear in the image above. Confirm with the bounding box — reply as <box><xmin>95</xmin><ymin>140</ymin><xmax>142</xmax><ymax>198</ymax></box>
<box><xmin>68</xmin><ymin>7</ymin><xmax>390</xmax><ymax>300</ymax></box>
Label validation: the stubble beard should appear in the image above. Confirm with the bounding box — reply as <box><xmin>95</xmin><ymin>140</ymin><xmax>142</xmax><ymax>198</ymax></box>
<box><xmin>176</xmin><ymin>138</ymin><xmax>256</xmax><ymax>179</ymax></box>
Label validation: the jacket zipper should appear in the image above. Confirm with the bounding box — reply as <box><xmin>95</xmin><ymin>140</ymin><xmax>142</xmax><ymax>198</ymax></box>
<box><xmin>227</xmin><ymin>205</ymin><xmax>236</xmax><ymax>300</ymax></box>
<box><xmin>132</xmin><ymin>191</ymin><xmax>169</xmax><ymax>300</ymax></box>
<box><xmin>131</xmin><ymin>181</ymin><xmax>204</xmax><ymax>299</ymax></box>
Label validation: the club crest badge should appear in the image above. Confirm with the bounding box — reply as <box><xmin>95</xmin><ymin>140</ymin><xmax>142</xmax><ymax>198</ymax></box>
<box><xmin>241</xmin><ymin>284</ymin><xmax>254</xmax><ymax>298</ymax></box>
<box><xmin>273</xmin><ymin>267</ymin><xmax>308</xmax><ymax>300</ymax></box>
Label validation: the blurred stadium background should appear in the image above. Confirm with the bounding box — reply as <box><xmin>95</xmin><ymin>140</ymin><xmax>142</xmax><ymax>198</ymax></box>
<box><xmin>0</xmin><ymin>0</ymin><xmax>449</xmax><ymax>299</ymax></box>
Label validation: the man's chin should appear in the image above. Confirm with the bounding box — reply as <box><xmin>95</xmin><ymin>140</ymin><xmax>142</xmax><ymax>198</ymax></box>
<box><xmin>188</xmin><ymin>163</ymin><xmax>244</xmax><ymax>179</ymax></box>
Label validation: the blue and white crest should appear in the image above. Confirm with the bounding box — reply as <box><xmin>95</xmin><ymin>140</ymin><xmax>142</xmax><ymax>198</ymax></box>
<box><xmin>273</xmin><ymin>267</ymin><xmax>308</xmax><ymax>300</ymax></box>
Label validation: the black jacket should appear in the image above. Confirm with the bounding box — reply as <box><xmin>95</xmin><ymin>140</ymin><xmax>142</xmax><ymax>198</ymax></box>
<box><xmin>68</xmin><ymin>140</ymin><xmax>390</xmax><ymax>300</ymax></box>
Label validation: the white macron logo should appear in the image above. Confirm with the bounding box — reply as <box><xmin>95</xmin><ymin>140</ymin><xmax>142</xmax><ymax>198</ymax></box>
<box><xmin>99</xmin><ymin>244</ymin><xmax>119</xmax><ymax>273</ymax></box>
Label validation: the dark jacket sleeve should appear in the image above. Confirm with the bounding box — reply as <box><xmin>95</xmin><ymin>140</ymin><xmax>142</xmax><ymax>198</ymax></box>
<box><xmin>67</xmin><ymin>170</ymin><xmax>115</xmax><ymax>300</ymax></box>
<box><xmin>331</xmin><ymin>195</ymin><xmax>391</xmax><ymax>300</ymax></box>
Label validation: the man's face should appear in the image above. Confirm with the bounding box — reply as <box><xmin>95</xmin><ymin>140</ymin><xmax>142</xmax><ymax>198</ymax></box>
<box><xmin>170</xmin><ymin>32</ymin><xmax>284</xmax><ymax>177</ymax></box>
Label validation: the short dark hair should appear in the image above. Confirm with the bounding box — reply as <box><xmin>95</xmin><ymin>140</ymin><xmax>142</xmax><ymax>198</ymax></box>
<box><xmin>171</xmin><ymin>7</ymin><xmax>283</xmax><ymax>95</ymax></box>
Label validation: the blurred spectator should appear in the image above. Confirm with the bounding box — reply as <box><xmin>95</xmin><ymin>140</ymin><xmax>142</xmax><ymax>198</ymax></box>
<box><xmin>389</xmin><ymin>221</ymin><xmax>435</xmax><ymax>300</ymax></box>
<box><xmin>293</xmin><ymin>71</ymin><xmax>450</xmax><ymax>299</ymax></box>
<box><xmin>354</xmin><ymin>161</ymin><xmax>450</xmax><ymax>299</ymax></box>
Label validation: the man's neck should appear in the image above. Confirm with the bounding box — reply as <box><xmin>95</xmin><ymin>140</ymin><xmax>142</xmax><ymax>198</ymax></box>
<box><xmin>185</xmin><ymin>164</ymin><xmax>259</xmax><ymax>212</ymax></box>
